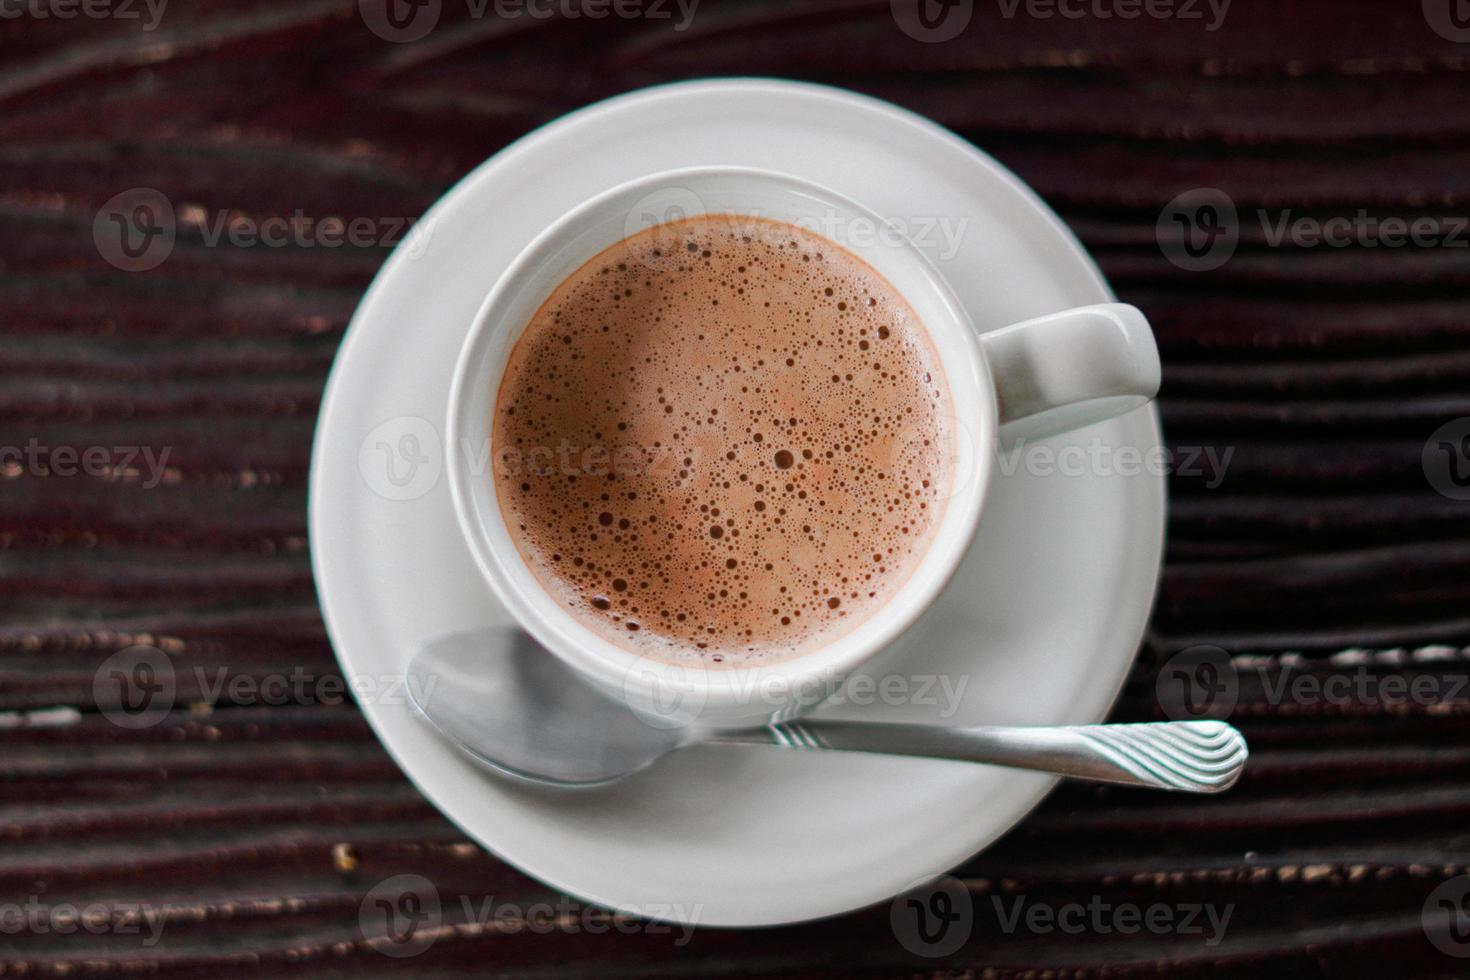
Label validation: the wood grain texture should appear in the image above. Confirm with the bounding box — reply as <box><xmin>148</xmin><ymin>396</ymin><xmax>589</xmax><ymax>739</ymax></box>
<box><xmin>3</xmin><ymin>0</ymin><xmax>1470</xmax><ymax>975</ymax></box>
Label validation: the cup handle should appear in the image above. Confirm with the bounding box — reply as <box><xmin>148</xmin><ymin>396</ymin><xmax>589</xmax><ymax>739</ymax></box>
<box><xmin>979</xmin><ymin>302</ymin><xmax>1160</xmax><ymax>443</ymax></box>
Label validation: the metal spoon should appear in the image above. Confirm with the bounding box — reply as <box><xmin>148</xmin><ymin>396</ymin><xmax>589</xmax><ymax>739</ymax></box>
<box><xmin>407</xmin><ymin>629</ymin><xmax>1246</xmax><ymax>792</ymax></box>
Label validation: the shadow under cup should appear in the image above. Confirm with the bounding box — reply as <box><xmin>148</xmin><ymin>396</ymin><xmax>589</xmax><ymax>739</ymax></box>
<box><xmin>447</xmin><ymin>167</ymin><xmax>993</xmax><ymax>728</ymax></box>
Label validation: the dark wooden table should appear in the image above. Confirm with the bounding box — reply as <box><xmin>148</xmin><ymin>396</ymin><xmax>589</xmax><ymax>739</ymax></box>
<box><xmin>5</xmin><ymin>1</ymin><xmax>1470</xmax><ymax>975</ymax></box>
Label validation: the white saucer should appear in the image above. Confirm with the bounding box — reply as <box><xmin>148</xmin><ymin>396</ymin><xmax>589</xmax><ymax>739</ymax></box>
<box><xmin>309</xmin><ymin>79</ymin><xmax>1165</xmax><ymax>928</ymax></box>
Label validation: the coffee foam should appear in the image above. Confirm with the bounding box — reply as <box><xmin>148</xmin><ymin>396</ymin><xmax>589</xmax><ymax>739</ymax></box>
<box><xmin>491</xmin><ymin>214</ymin><xmax>954</xmax><ymax>667</ymax></box>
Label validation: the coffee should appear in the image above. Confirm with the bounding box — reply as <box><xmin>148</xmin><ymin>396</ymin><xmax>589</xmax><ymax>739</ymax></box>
<box><xmin>491</xmin><ymin>214</ymin><xmax>953</xmax><ymax>667</ymax></box>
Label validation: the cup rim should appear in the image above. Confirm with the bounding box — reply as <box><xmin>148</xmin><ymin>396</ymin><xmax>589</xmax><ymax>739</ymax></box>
<box><xmin>446</xmin><ymin>165</ymin><xmax>996</xmax><ymax>708</ymax></box>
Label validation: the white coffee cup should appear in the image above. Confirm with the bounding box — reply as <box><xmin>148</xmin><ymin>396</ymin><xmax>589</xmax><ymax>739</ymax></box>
<box><xmin>446</xmin><ymin>167</ymin><xmax>1158</xmax><ymax>728</ymax></box>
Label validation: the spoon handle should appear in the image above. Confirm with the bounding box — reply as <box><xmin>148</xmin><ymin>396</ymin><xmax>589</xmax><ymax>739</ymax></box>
<box><xmin>710</xmin><ymin>720</ymin><xmax>1246</xmax><ymax>793</ymax></box>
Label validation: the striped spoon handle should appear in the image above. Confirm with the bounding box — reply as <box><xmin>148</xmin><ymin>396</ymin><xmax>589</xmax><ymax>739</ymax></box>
<box><xmin>711</xmin><ymin>719</ymin><xmax>1247</xmax><ymax>793</ymax></box>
